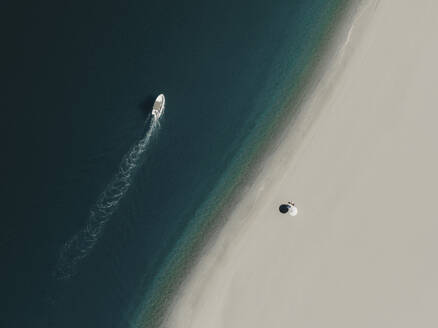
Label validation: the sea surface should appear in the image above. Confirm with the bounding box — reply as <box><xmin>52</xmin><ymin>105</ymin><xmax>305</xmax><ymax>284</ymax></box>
<box><xmin>3</xmin><ymin>0</ymin><xmax>346</xmax><ymax>327</ymax></box>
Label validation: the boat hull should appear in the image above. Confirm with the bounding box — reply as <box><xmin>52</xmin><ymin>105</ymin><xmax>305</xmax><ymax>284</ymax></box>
<box><xmin>152</xmin><ymin>94</ymin><xmax>165</xmax><ymax>118</ymax></box>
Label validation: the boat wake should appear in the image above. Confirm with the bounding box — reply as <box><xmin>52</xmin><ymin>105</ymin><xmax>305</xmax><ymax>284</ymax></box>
<box><xmin>54</xmin><ymin>114</ymin><xmax>161</xmax><ymax>280</ymax></box>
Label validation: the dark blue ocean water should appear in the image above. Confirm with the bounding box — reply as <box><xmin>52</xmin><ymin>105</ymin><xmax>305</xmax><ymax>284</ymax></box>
<box><xmin>2</xmin><ymin>0</ymin><xmax>344</xmax><ymax>327</ymax></box>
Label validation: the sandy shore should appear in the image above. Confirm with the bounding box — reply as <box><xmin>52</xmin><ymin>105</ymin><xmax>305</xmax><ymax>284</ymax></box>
<box><xmin>164</xmin><ymin>0</ymin><xmax>438</xmax><ymax>326</ymax></box>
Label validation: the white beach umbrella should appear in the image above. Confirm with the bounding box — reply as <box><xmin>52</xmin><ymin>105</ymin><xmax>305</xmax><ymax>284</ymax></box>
<box><xmin>289</xmin><ymin>206</ymin><xmax>298</xmax><ymax>216</ymax></box>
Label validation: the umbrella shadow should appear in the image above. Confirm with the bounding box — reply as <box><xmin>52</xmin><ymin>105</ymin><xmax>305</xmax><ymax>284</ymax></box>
<box><xmin>279</xmin><ymin>204</ymin><xmax>290</xmax><ymax>214</ymax></box>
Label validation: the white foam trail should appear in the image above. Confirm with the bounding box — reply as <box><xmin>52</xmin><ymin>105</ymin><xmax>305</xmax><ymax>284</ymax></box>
<box><xmin>54</xmin><ymin>114</ymin><xmax>161</xmax><ymax>280</ymax></box>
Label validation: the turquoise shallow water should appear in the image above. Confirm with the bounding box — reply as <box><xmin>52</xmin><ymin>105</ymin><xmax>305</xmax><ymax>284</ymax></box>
<box><xmin>3</xmin><ymin>0</ymin><xmax>346</xmax><ymax>327</ymax></box>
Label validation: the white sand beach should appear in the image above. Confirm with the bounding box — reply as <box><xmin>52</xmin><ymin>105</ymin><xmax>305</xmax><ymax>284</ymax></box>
<box><xmin>164</xmin><ymin>0</ymin><xmax>438</xmax><ymax>326</ymax></box>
